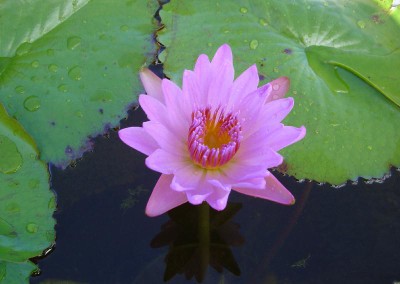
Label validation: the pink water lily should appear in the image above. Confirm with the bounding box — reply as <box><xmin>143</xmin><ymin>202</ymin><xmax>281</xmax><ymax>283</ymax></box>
<box><xmin>119</xmin><ymin>44</ymin><xmax>306</xmax><ymax>217</ymax></box>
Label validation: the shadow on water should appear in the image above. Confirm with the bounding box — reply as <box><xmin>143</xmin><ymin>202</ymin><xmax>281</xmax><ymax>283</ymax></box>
<box><xmin>29</xmin><ymin>101</ymin><xmax>400</xmax><ymax>284</ymax></box>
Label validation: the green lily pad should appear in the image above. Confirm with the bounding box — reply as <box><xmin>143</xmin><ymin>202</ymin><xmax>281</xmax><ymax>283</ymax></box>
<box><xmin>0</xmin><ymin>104</ymin><xmax>55</xmax><ymax>282</ymax></box>
<box><xmin>0</xmin><ymin>0</ymin><xmax>158</xmax><ymax>166</ymax></box>
<box><xmin>158</xmin><ymin>0</ymin><xmax>400</xmax><ymax>185</ymax></box>
<box><xmin>0</xmin><ymin>261</ymin><xmax>37</xmax><ymax>284</ymax></box>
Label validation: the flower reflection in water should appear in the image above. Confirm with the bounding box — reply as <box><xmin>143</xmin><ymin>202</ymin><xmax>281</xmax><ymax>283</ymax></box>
<box><xmin>151</xmin><ymin>203</ymin><xmax>244</xmax><ymax>282</ymax></box>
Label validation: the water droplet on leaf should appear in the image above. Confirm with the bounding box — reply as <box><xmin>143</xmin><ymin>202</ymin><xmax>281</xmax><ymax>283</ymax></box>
<box><xmin>249</xmin><ymin>39</ymin><xmax>259</xmax><ymax>50</ymax></box>
<box><xmin>58</xmin><ymin>84</ymin><xmax>68</xmax><ymax>92</ymax></box>
<box><xmin>272</xmin><ymin>84</ymin><xmax>280</xmax><ymax>91</ymax></box>
<box><xmin>15</xmin><ymin>85</ymin><xmax>25</xmax><ymax>94</ymax></box>
<box><xmin>48</xmin><ymin>64</ymin><xmax>58</xmax><ymax>72</ymax></box>
<box><xmin>118</xmin><ymin>53</ymin><xmax>134</xmax><ymax>68</ymax></box>
<box><xmin>0</xmin><ymin>135</ymin><xmax>22</xmax><ymax>174</ymax></box>
<box><xmin>67</xmin><ymin>36</ymin><xmax>82</xmax><ymax>50</ymax></box>
<box><xmin>240</xmin><ymin>7</ymin><xmax>248</xmax><ymax>13</ymax></box>
<box><xmin>26</xmin><ymin>223</ymin><xmax>38</xmax><ymax>233</ymax></box>
<box><xmin>91</xmin><ymin>89</ymin><xmax>113</xmax><ymax>102</ymax></box>
<box><xmin>16</xmin><ymin>42</ymin><xmax>32</xmax><ymax>56</ymax></box>
<box><xmin>68</xmin><ymin>65</ymin><xmax>82</xmax><ymax>80</ymax></box>
<box><xmin>30</xmin><ymin>76</ymin><xmax>40</xmax><ymax>82</ymax></box>
<box><xmin>259</xmin><ymin>18</ymin><xmax>268</xmax><ymax>26</ymax></box>
<box><xmin>120</xmin><ymin>25</ymin><xmax>129</xmax><ymax>31</ymax></box>
<box><xmin>31</xmin><ymin>61</ymin><xmax>39</xmax><ymax>68</ymax></box>
<box><xmin>23</xmin><ymin>96</ymin><xmax>41</xmax><ymax>112</ymax></box>
<box><xmin>357</xmin><ymin>20</ymin><xmax>366</xmax><ymax>29</ymax></box>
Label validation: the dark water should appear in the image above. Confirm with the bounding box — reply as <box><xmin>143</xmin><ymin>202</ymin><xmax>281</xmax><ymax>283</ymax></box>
<box><xmin>29</xmin><ymin>102</ymin><xmax>400</xmax><ymax>284</ymax></box>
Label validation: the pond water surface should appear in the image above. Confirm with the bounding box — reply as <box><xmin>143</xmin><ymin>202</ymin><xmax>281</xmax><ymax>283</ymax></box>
<box><xmin>29</xmin><ymin>100</ymin><xmax>400</xmax><ymax>284</ymax></box>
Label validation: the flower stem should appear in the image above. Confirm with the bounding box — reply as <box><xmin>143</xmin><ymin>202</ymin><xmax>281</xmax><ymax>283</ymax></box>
<box><xmin>198</xmin><ymin>202</ymin><xmax>210</xmax><ymax>279</ymax></box>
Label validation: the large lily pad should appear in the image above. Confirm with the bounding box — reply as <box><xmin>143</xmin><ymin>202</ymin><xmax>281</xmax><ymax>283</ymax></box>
<box><xmin>158</xmin><ymin>0</ymin><xmax>400</xmax><ymax>185</ymax></box>
<box><xmin>0</xmin><ymin>104</ymin><xmax>55</xmax><ymax>282</ymax></box>
<box><xmin>0</xmin><ymin>0</ymin><xmax>158</xmax><ymax>166</ymax></box>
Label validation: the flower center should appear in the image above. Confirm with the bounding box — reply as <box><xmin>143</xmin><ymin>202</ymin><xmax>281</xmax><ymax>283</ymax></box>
<box><xmin>188</xmin><ymin>107</ymin><xmax>242</xmax><ymax>169</ymax></box>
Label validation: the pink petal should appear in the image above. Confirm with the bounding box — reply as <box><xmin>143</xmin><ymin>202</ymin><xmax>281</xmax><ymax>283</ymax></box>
<box><xmin>239</xmin><ymin>95</ymin><xmax>292</xmax><ymax>139</ymax></box>
<box><xmin>265</xmin><ymin>76</ymin><xmax>290</xmax><ymax>103</ymax></box>
<box><xmin>182</xmin><ymin>70</ymin><xmax>205</xmax><ymax>106</ymax></box>
<box><xmin>194</xmin><ymin>54</ymin><xmax>212</xmax><ymax>101</ymax></box>
<box><xmin>162</xmin><ymin>79</ymin><xmax>183</xmax><ymax>108</ymax></box>
<box><xmin>211</xmin><ymin>44</ymin><xmax>233</xmax><ymax>70</ymax></box>
<box><xmin>235</xmin><ymin>133</ymin><xmax>284</xmax><ymax>167</ymax></box>
<box><xmin>145</xmin><ymin>149</ymin><xmax>188</xmax><ymax>174</ymax></box>
<box><xmin>161</xmin><ymin>79</ymin><xmax>191</xmax><ymax>132</ymax></box>
<box><xmin>140</xmin><ymin>68</ymin><xmax>164</xmax><ymax>103</ymax></box>
<box><xmin>232</xmin><ymin>177</ymin><xmax>266</xmax><ymax>190</ymax></box>
<box><xmin>233</xmin><ymin>173</ymin><xmax>295</xmax><ymax>205</ymax></box>
<box><xmin>139</xmin><ymin>94</ymin><xmax>168</xmax><ymax>123</ymax></box>
<box><xmin>143</xmin><ymin>121</ymin><xmax>186</xmax><ymax>154</ymax></box>
<box><xmin>141</xmin><ymin>82</ymin><xmax>190</xmax><ymax>137</ymax></box>
<box><xmin>229</xmin><ymin>64</ymin><xmax>259</xmax><ymax>108</ymax></box>
<box><xmin>145</xmin><ymin>174</ymin><xmax>188</xmax><ymax>217</ymax></box>
<box><xmin>171</xmin><ymin>164</ymin><xmax>206</xmax><ymax>192</ymax></box>
<box><xmin>118</xmin><ymin>127</ymin><xmax>158</xmax><ymax>156</ymax></box>
<box><xmin>183</xmin><ymin>170</ymin><xmax>224</xmax><ymax>204</ymax></box>
<box><xmin>235</xmin><ymin>126</ymin><xmax>284</xmax><ymax>168</ymax></box>
<box><xmin>206</xmin><ymin>179</ymin><xmax>231</xmax><ymax>210</ymax></box>
<box><xmin>186</xmin><ymin>194</ymin><xmax>209</xmax><ymax>205</ymax></box>
<box><xmin>208</xmin><ymin>44</ymin><xmax>234</xmax><ymax>106</ymax></box>
<box><xmin>223</xmin><ymin>163</ymin><xmax>268</xmax><ymax>182</ymax></box>
<box><xmin>186</xmin><ymin>184</ymin><xmax>213</xmax><ymax>205</ymax></box>
<box><xmin>263</xmin><ymin>97</ymin><xmax>294</xmax><ymax>125</ymax></box>
<box><xmin>208</xmin><ymin>57</ymin><xmax>234</xmax><ymax>106</ymax></box>
<box><xmin>266</xmin><ymin>125</ymin><xmax>306</xmax><ymax>151</ymax></box>
<box><xmin>234</xmin><ymin>84</ymin><xmax>272</xmax><ymax>137</ymax></box>
<box><xmin>194</xmin><ymin>54</ymin><xmax>211</xmax><ymax>75</ymax></box>
<box><xmin>255</xmin><ymin>83</ymin><xmax>273</xmax><ymax>101</ymax></box>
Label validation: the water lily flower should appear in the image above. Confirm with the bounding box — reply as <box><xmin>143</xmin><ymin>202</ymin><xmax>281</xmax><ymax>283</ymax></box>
<box><xmin>119</xmin><ymin>44</ymin><xmax>306</xmax><ymax>217</ymax></box>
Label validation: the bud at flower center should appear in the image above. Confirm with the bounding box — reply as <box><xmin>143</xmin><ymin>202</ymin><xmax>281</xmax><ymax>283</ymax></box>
<box><xmin>188</xmin><ymin>107</ymin><xmax>242</xmax><ymax>169</ymax></box>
